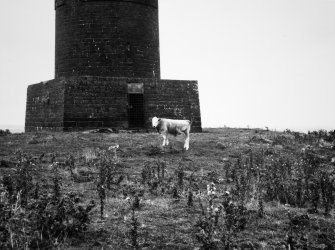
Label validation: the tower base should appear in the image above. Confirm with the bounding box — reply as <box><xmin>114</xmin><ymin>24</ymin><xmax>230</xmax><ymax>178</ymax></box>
<box><xmin>25</xmin><ymin>77</ymin><xmax>202</xmax><ymax>132</ymax></box>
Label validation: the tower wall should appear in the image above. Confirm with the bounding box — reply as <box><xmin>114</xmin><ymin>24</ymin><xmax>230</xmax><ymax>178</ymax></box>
<box><xmin>25</xmin><ymin>77</ymin><xmax>202</xmax><ymax>132</ymax></box>
<box><xmin>25</xmin><ymin>79</ymin><xmax>65</xmax><ymax>132</ymax></box>
<box><xmin>55</xmin><ymin>0</ymin><xmax>160</xmax><ymax>78</ymax></box>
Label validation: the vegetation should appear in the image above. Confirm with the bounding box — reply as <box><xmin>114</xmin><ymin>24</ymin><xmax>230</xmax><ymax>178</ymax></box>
<box><xmin>0</xmin><ymin>128</ymin><xmax>334</xmax><ymax>249</ymax></box>
<box><xmin>0</xmin><ymin>129</ymin><xmax>11</xmax><ymax>136</ymax></box>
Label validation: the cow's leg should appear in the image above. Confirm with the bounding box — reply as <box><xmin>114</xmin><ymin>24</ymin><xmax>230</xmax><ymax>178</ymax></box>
<box><xmin>184</xmin><ymin>133</ymin><xmax>190</xmax><ymax>150</ymax></box>
<box><xmin>166</xmin><ymin>134</ymin><xmax>169</xmax><ymax>145</ymax></box>
<box><xmin>184</xmin><ymin>137</ymin><xmax>189</xmax><ymax>150</ymax></box>
<box><xmin>183</xmin><ymin>129</ymin><xmax>190</xmax><ymax>150</ymax></box>
<box><xmin>162</xmin><ymin>134</ymin><xmax>167</xmax><ymax>146</ymax></box>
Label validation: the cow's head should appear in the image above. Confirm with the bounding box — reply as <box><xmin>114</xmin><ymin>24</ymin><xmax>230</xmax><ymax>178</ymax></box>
<box><xmin>151</xmin><ymin>117</ymin><xmax>159</xmax><ymax>128</ymax></box>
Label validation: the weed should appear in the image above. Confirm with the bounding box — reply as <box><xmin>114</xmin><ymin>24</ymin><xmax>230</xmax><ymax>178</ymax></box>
<box><xmin>0</xmin><ymin>129</ymin><xmax>11</xmax><ymax>136</ymax></box>
<box><xmin>0</xmin><ymin>170</ymin><xmax>95</xmax><ymax>249</ymax></box>
<box><xmin>195</xmin><ymin>183</ymin><xmax>250</xmax><ymax>250</ymax></box>
<box><xmin>128</xmin><ymin>208</ymin><xmax>140</xmax><ymax>249</ymax></box>
<box><xmin>176</xmin><ymin>163</ymin><xmax>185</xmax><ymax>188</ymax></box>
<box><xmin>146</xmin><ymin>145</ymin><xmax>163</xmax><ymax>156</ymax></box>
<box><xmin>52</xmin><ymin>164</ymin><xmax>62</xmax><ymax>202</ymax></box>
<box><xmin>97</xmin><ymin>181</ymin><xmax>106</xmax><ymax>219</ymax></box>
<box><xmin>195</xmin><ymin>183</ymin><xmax>219</xmax><ymax>249</ymax></box>
<box><xmin>320</xmin><ymin>169</ymin><xmax>335</xmax><ymax>216</ymax></box>
<box><xmin>2</xmin><ymin>175</ymin><xmax>14</xmax><ymax>203</ymax></box>
<box><xmin>258</xmin><ymin>194</ymin><xmax>264</xmax><ymax>218</ymax></box>
<box><xmin>66</xmin><ymin>153</ymin><xmax>76</xmax><ymax>179</ymax></box>
<box><xmin>187</xmin><ymin>189</ymin><xmax>194</xmax><ymax>207</ymax></box>
<box><xmin>34</xmin><ymin>182</ymin><xmax>39</xmax><ymax>200</ymax></box>
<box><xmin>132</xmin><ymin>194</ymin><xmax>140</xmax><ymax>210</ymax></box>
<box><xmin>172</xmin><ymin>185</ymin><xmax>180</xmax><ymax>201</ymax></box>
<box><xmin>286</xmin><ymin>212</ymin><xmax>310</xmax><ymax>250</ymax></box>
<box><xmin>94</xmin><ymin>146</ymin><xmax>122</xmax><ymax>218</ymax></box>
<box><xmin>141</xmin><ymin>160</ymin><xmax>168</xmax><ymax>195</ymax></box>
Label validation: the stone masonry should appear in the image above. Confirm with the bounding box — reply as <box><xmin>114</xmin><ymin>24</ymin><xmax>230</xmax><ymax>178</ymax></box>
<box><xmin>55</xmin><ymin>0</ymin><xmax>160</xmax><ymax>78</ymax></box>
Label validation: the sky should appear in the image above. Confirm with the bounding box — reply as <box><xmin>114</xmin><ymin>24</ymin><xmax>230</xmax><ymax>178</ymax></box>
<box><xmin>0</xmin><ymin>0</ymin><xmax>335</xmax><ymax>133</ymax></box>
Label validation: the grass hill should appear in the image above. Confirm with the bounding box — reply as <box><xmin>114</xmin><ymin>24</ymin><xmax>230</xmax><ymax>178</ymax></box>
<box><xmin>0</xmin><ymin>128</ymin><xmax>334</xmax><ymax>249</ymax></box>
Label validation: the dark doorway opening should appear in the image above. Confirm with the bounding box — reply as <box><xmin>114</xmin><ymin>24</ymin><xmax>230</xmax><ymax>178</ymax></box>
<box><xmin>128</xmin><ymin>94</ymin><xmax>145</xmax><ymax>128</ymax></box>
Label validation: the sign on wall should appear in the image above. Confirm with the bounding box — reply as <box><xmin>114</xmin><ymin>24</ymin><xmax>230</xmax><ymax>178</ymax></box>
<box><xmin>128</xmin><ymin>83</ymin><xmax>144</xmax><ymax>94</ymax></box>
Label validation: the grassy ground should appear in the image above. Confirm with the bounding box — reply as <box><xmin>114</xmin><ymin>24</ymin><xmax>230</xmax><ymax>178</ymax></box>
<box><xmin>0</xmin><ymin>128</ymin><xmax>334</xmax><ymax>249</ymax></box>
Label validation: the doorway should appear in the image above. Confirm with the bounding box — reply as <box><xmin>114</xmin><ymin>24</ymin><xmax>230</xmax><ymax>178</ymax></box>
<box><xmin>128</xmin><ymin>93</ymin><xmax>145</xmax><ymax>128</ymax></box>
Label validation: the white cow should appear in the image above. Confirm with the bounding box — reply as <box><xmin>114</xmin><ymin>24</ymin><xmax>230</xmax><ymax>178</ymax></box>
<box><xmin>151</xmin><ymin>117</ymin><xmax>191</xmax><ymax>150</ymax></box>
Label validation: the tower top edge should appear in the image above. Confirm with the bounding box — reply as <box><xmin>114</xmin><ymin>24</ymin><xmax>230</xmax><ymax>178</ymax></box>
<box><xmin>55</xmin><ymin>0</ymin><xmax>158</xmax><ymax>10</ymax></box>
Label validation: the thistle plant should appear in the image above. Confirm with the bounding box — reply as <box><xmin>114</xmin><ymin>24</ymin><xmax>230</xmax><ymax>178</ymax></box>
<box><xmin>2</xmin><ymin>175</ymin><xmax>14</xmax><ymax>203</ymax></box>
<box><xmin>141</xmin><ymin>161</ymin><xmax>168</xmax><ymax>195</ymax></box>
<box><xmin>195</xmin><ymin>182</ymin><xmax>219</xmax><ymax>249</ymax></box>
<box><xmin>195</xmin><ymin>182</ymin><xmax>250</xmax><ymax>250</ymax></box>
<box><xmin>258</xmin><ymin>194</ymin><xmax>264</xmax><ymax>218</ymax></box>
<box><xmin>320</xmin><ymin>169</ymin><xmax>335</xmax><ymax>216</ymax></box>
<box><xmin>108</xmin><ymin>144</ymin><xmax>119</xmax><ymax>162</ymax></box>
<box><xmin>97</xmin><ymin>181</ymin><xmax>106</xmax><ymax>219</ymax></box>
<box><xmin>177</xmin><ymin>164</ymin><xmax>185</xmax><ymax>188</ymax></box>
<box><xmin>66</xmin><ymin>154</ymin><xmax>76</xmax><ymax>179</ymax></box>
<box><xmin>129</xmin><ymin>208</ymin><xmax>140</xmax><ymax>249</ymax></box>
<box><xmin>34</xmin><ymin>182</ymin><xmax>39</xmax><ymax>200</ymax></box>
<box><xmin>16</xmin><ymin>154</ymin><xmax>35</xmax><ymax>207</ymax></box>
<box><xmin>141</xmin><ymin>163</ymin><xmax>152</xmax><ymax>185</ymax></box>
<box><xmin>207</xmin><ymin>182</ymin><xmax>217</xmax><ymax>217</ymax></box>
<box><xmin>50</xmin><ymin>153</ymin><xmax>56</xmax><ymax>164</ymax></box>
<box><xmin>172</xmin><ymin>186</ymin><xmax>180</xmax><ymax>201</ymax></box>
<box><xmin>187</xmin><ymin>189</ymin><xmax>193</xmax><ymax>207</ymax></box>
<box><xmin>132</xmin><ymin>194</ymin><xmax>140</xmax><ymax>210</ymax></box>
<box><xmin>156</xmin><ymin>160</ymin><xmax>166</xmax><ymax>184</ymax></box>
<box><xmin>51</xmin><ymin>162</ymin><xmax>62</xmax><ymax>202</ymax></box>
<box><xmin>95</xmin><ymin>145</ymin><xmax>121</xmax><ymax>219</ymax></box>
<box><xmin>286</xmin><ymin>211</ymin><xmax>310</xmax><ymax>250</ymax></box>
<box><xmin>53</xmin><ymin>174</ymin><xmax>62</xmax><ymax>202</ymax></box>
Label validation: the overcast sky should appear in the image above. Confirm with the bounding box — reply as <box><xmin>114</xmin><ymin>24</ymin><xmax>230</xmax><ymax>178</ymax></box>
<box><xmin>0</xmin><ymin>0</ymin><xmax>334</xmax><ymax>132</ymax></box>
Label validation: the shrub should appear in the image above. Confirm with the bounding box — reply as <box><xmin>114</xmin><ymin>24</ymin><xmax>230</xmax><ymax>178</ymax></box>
<box><xmin>0</xmin><ymin>129</ymin><xmax>11</xmax><ymax>136</ymax></box>
<box><xmin>195</xmin><ymin>183</ymin><xmax>249</xmax><ymax>250</ymax></box>
<box><xmin>0</xmin><ymin>178</ymin><xmax>95</xmax><ymax>249</ymax></box>
<box><xmin>141</xmin><ymin>160</ymin><xmax>168</xmax><ymax>195</ymax></box>
<box><xmin>286</xmin><ymin>213</ymin><xmax>310</xmax><ymax>249</ymax></box>
<box><xmin>320</xmin><ymin>168</ymin><xmax>335</xmax><ymax>216</ymax></box>
<box><xmin>0</xmin><ymin>151</ymin><xmax>95</xmax><ymax>249</ymax></box>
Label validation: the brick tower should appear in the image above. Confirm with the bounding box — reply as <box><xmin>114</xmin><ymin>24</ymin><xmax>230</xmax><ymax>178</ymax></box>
<box><xmin>25</xmin><ymin>0</ymin><xmax>202</xmax><ymax>132</ymax></box>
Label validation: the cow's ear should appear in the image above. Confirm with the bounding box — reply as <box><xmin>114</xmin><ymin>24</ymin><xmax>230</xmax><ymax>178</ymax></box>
<box><xmin>158</xmin><ymin>118</ymin><xmax>161</xmax><ymax>122</ymax></box>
